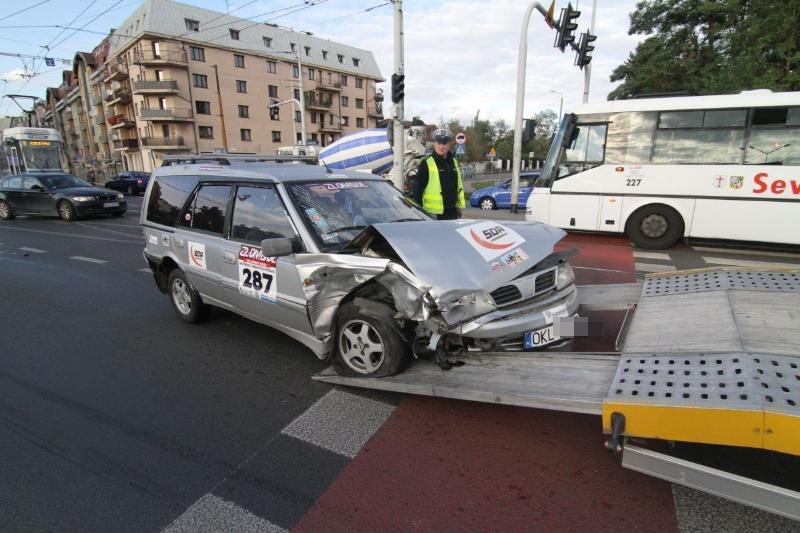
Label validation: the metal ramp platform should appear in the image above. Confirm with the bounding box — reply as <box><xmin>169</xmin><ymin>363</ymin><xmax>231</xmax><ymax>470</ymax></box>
<box><xmin>313</xmin><ymin>269</ymin><xmax>800</xmax><ymax>520</ymax></box>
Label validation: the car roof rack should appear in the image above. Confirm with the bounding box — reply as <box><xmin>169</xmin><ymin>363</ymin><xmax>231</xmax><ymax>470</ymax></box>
<box><xmin>161</xmin><ymin>154</ymin><xmax>317</xmax><ymax>166</ymax></box>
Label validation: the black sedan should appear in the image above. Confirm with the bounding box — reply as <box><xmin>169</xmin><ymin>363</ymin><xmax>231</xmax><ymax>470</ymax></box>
<box><xmin>0</xmin><ymin>173</ymin><xmax>127</xmax><ymax>222</ymax></box>
<box><xmin>105</xmin><ymin>171</ymin><xmax>150</xmax><ymax>196</ymax></box>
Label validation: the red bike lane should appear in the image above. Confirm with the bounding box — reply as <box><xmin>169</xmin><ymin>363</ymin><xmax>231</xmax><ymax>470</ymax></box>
<box><xmin>296</xmin><ymin>234</ymin><xmax>678</xmax><ymax>532</ymax></box>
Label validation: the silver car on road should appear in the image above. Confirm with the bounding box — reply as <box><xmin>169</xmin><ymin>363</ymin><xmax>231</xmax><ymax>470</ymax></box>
<box><xmin>141</xmin><ymin>158</ymin><xmax>578</xmax><ymax>377</ymax></box>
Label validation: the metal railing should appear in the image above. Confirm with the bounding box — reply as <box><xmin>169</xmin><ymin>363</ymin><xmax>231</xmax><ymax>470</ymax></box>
<box><xmin>132</xmin><ymin>80</ymin><xmax>178</xmax><ymax>92</ymax></box>
<box><xmin>367</xmin><ymin>105</ymin><xmax>383</xmax><ymax>117</ymax></box>
<box><xmin>132</xmin><ymin>49</ymin><xmax>187</xmax><ymax>64</ymax></box>
<box><xmin>319</xmin><ymin>80</ymin><xmax>342</xmax><ymax>91</ymax></box>
<box><xmin>304</xmin><ymin>95</ymin><xmax>332</xmax><ymax>109</ymax></box>
<box><xmin>141</xmin><ymin>136</ymin><xmax>185</xmax><ymax>147</ymax></box>
<box><xmin>139</xmin><ymin>108</ymin><xmax>193</xmax><ymax>120</ymax></box>
<box><xmin>104</xmin><ymin>62</ymin><xmax>128</xmax><ymax>82</ymax></box>
<box><xmin>113</xmin><ymin>139</ymin><xmax>139</xmax><ymax>149</ymax></box>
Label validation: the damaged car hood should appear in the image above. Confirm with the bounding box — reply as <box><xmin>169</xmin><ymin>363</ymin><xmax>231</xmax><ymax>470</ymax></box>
<box><xmin>360</xmin><ymin>219</ymin><xmax>566</xmax><ymax>302</ymax></box>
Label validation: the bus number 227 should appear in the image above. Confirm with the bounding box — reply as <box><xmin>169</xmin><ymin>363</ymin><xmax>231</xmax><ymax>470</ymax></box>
<box><xmin>626</xmin><ymin>178</ymin><xmax>642</xmax><ymax>187</ymax></box>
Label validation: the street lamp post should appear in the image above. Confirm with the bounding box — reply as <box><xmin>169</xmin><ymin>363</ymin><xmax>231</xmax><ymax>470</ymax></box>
<box><xmin>268</xmin><ymin>99</ymin><xmax>302</xmax><ymax>144</ymax></box>
<box><xmin>549</xmin><ymin>89</ymin><xmax>563</xmax><ymax>125</ymax></box>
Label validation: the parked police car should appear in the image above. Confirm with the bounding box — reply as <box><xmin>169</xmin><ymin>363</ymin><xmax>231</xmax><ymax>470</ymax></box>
<box><xmin>141</xmin><ymin>155</ymin><xmax>578</xmax><ymax>377</ymax></box>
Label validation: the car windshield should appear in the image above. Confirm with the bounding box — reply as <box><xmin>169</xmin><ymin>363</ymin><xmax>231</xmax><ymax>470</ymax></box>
<box><xmin>40</xmin><ymin>174</ymin><xmax>92</xmax><ymax>189</ymax></box>
<box><xmin>288</xmin><ymin>179</ymin><xmax>429</xmax><ymax>251</ymax></box>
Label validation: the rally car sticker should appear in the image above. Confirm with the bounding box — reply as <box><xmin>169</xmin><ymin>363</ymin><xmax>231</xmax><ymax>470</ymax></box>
<box><xmin>188</xmin><ymin>241</ymin><xmax>206</xmax><ymax>270</ymax></box>
<box><xmin>148</xmin><ymin>234</ymin><xmax>158</xmax><ymax>245</ymax></box>
<box><xmin>238</xmin><ymin>244</ymin><xmax>277</xmax><ymax>303</ymax></box>
<box><xmin>456</xmin><ymin>221</ymin><xmax>526</xmax><ymax>261</ymax></box>
<box><xmin>490</xmin><ymin>260</ymin><xmax>508</xmax><ymax>272</ymax></box>
<box><xmin>323</xmin><ymin>181</ymin><xmax>368</xmax><ymax>190</ymax></box>
<box><xmin>161</xmin><ymin>234</ymin><xmax>170</xmax><ymax>247</ymax></box>
<box><xmin>501</xmin><ymin>247</ymin><xmax>529</xmax><ymax>269</ymax></box>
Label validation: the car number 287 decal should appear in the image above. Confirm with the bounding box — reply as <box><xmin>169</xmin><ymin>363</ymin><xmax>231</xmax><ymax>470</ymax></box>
<box><xmin>238</xmin><ymin>245</ymin><xmax>277</xmax><ymax>302</ymax></box>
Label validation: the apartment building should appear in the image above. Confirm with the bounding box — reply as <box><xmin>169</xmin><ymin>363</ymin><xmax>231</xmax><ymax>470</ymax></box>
<box><xmin>57</xmin><ymin>0</ymin><xmax>384</xmax><ymax>172</ymax></box>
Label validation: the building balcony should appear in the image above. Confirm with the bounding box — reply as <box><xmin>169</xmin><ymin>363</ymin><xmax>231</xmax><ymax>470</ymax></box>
<box><xmin>132</xmin><ymin>49</ymin><xmax>187</xmax><ymax>68</ymax></box>
<box><xmin>367</xmin><ymin>105</ymin><xmax>383</xmax><ymax>118</ymax></box>
<box><xmin>107</xmin><ymin>114</ymin><xmax>136</xmax><ymax>129</ymax></box>
<box><xmin>113</xmin><ymin>139</ymin><xmax>140</xmax><ymax>151</ymax></box>
<box><xmin>319</xmin><ymin>81</ymin><xmax>342</xmax><ymax>92</ymax></box>
<box><xmin>141</xmin><ymin>136</ymin><xmax>186</xmax><ymax>150</ymax></box>
<box><xmin>320</xmin><ymin>122</ymin><xmax>342</xmax><ymax>132</ymax></box>
<box><xmin>138</xmin><ymin>108</ymin><xmax>193</xmax><ymax>122</ymax></box>
<box><xmin>103</xmin><ymin>62</ymin><xmax>128</xmax><ymax>83</ymax></box>
<box><xmin>94</xmin><ymin>115</ymin><xmax>105</xmax><ymax>125</ymax></box>
<box><xmin>305</xmin><ymin>95</ymin><xmax>332</xmax><ymax>110</ymax></box>
<box><xmin>132</xmin><ymin>80</ymin><xmax>179</xmax><ymax>95</ymax></box>
<box><xmin>91</xmin><ymin>94</ymin><xmax>104</xmax><ymax>107</ymax></box>
<box><xmin>104</xmin><ymin>87</ymin><xmax>132</xmax><ymax>105</ymax></box>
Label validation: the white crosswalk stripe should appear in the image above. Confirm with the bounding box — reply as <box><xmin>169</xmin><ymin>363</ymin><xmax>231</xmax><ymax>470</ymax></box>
<box><xmin>693</xmin><ymin>246</ymin><xmax>800</xmax><ymax>260</ymax></box>
<box><xmin>635</xmin><ymin>262</ymin><xmax>677</xmax><ymax>273</ymax></box>
<box><xmin>163</xmin><ymin>494</ymin><xmax>286</xmax><ymax>533</ymax></box>
<box><xmin>633</xmin><ymin>250</ymin><xmax>671</xmax><ymax>261</ymax></box>
<box><xmin>701</xmin><ymin>256</ymin><xmax>800</xmax><ymax>270</ymax></box>
<box><xmin>19</xmin><ymin>247</ymin><xmax>46</xmax><ymax>254</ymax></box>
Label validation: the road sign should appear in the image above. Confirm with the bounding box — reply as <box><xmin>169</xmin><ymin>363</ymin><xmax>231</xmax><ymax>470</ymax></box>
<box><xmin>455</xmin><ymin>143</ymin><xmax>466</xmax><ymax>156</ymax></box>
<box><xmin>528</xmin><ymin>151</ymin><xmax>535</xmax><ymax>159</ymax></box>
<box><xmin>455</xmin><ymin>132</ymin><xmax>467</xmax><ymax>145</ymax></box>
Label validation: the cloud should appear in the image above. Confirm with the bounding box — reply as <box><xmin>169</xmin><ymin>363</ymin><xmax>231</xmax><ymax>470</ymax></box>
<box><xmin>0</xmin><ymin>68</ymin><xmax>29</xmax><ymax>82</ymax></box>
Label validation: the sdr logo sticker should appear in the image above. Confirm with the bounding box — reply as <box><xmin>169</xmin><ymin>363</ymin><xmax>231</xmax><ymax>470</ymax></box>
<box><xmin>188</xmin><ymin>242</ymin><xmax>206</xmax><ymax>270</ymax></box>
<box><xmin>457</xmin><ymin>221</ymin><xmax>526</xmax><ymax>261</ymax></box>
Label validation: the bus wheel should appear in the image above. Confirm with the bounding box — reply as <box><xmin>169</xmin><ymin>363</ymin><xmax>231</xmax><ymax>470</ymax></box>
<box><xmin>626</xmin><ymin>204</ymin><xmax>684</xmax><ymax>249</ymax></box>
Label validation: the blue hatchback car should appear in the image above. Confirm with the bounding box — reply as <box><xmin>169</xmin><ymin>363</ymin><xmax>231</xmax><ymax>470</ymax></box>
<box><xmin>469</xmin><ymin>172</ymin><xmax>540</xmax><ymax>210</ymax></box>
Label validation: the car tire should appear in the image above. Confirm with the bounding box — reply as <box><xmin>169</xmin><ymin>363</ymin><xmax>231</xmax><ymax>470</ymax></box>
<box><xmin>626</xmin><ymin>204</ymin><xmax>684</xmax><ymax>249</ymax></box>
<box><xmin>333</xmin><ymin>299</ymin><xmax>410</xmax><ymax>377</ymax></box>
<box><xmin>0</xmin><ymin>200</ymin><xmax>14</xmax><ymax>220</ymax></box>
<box><xmin>167</xmin><ymin>269</ymin><xmax>208</xmax><ymax>324</ymax></box>
<box><xmin>478</xmin><ymin>196</ymin><xmax>496</xmax><ymax>210</ymax></box>
<box><xmin>57</xmin><ymin>201</ymin><xmax>76</xmax><ymax>222</ymax></box>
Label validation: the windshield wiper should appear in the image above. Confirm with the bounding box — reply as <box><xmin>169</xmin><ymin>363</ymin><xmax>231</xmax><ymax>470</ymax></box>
<box><xmin>389</xmin><ymin>218</ymin><xmax>422</xmax><ymax>223</ymax></box>
<box><xmin>325</xmin><ymin>225</ymin><xmax>367</xmax><ymax>236</ymax></box>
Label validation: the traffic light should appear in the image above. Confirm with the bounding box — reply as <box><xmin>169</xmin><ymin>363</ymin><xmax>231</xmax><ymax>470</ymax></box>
<box><xmin>522</xmin><ymin>119</ymin><xmax>537</xmax><ymax>143</ymax></box>
<box><xmin>391</xmin><ymin>73</ymin><xmax>405</xmax><ymax>104</ymax></box>
<box><xmin>554</xmin><ymin>3</ymin><xmax>580</xmax><ymax>52</ymax></box>
<box><xmin>575</xmin><ymin>32</ymin><xmax>597</xmax><ymax>69</ymax></box>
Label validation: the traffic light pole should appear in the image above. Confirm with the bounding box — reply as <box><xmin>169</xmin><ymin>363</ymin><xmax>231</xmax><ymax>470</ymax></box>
<box><xmin>391</xmin><ymin>0</ymin><xmax>405</xmax><ymax>191</ymax></box>
<box><xmin>582</xmin><ymin>0</ymin><xmax>597</xmax><ymax>104</ymax></box>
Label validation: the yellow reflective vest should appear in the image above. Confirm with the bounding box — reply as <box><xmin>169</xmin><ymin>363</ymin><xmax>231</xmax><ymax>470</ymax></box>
<box><xmin>421</xmin><ymin>155</ymin><xmax>465</xmax><ymax>215</ymax></box>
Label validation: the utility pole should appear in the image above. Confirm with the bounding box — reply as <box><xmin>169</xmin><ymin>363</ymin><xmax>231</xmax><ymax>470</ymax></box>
<box><xmin>296</xmin><ymin>31</ymin><xmax>308</xmax><ymax>146</ymax></box>
<box><xmin>211</xmin><ymin>65</ymin><xmax>229</xmax><ymax>152</ymax></box>
<box><xmin>582</xmin><ymin>0</ymin><xmax>597</xmax><ymax>104</ymax></box>
<box><xmin>390</xmin><ymin>0</ymin><xmax>405</xmax><ymax>190</ymax></box>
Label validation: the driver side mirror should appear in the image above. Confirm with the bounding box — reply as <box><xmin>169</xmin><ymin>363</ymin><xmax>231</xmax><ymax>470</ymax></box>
<box><xmin>31</xmin><ymin>184</ymin><xmax>44</xmax><ymax>191</ymax></box>
<box><xmin>261</xmin><ymin>237</ymin><xmax>293</xmax><ymax>257</ymax></box>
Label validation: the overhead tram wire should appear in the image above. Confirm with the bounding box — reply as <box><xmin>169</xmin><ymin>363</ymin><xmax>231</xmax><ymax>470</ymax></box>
<box><xmin>173</xmin><ymin>0</ymin><xmax>259</xmax><ymax>39</ymax></box>
<box><xmin>0</xmin><ymin>0</ymin><xmax>52</xmax><ymax>23</ymax></box>
<box><xmin>49</xmin><ymin>0</ymin><xmax>127</xmax><ymax>51</ymax></box>
<box><xmin>203</xmin><ymin>0</ymin><xmax>333</xmax><ymax>45</ymax></box>
<box><xmin>306</xmin><ymin>1</ymin><xmax>390</xmax><ymax>28</ymax></box>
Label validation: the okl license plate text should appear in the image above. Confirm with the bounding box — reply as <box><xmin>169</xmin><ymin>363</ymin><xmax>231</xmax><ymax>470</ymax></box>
<box><xmin>524</xmin><ymin>324</ymin><xmax>559</xmax><ymax>350</ymax></box>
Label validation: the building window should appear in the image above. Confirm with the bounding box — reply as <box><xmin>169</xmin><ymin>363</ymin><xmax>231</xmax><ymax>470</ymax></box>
<box><xmin>307</xmin><ymin>67</ymin><xmax>314</xmax><ymax>80</ymax></box>
<box><xmin>341</xmin><ymin>95</ymin><xmax>349</xmax><ymax>107</ymax></box>
<box><xmin>292</xmin><ymin>65</ymin><xmax>299</xmax><ymax>78</ymax></box>
<box><xmin>356</xmin><ymin>117</ymin><xmax>364</xmax><ymax>128</ymax></box>
<box><xmin>263</xmin><ymin>37</ymin><xmax>272</xmax><ymax>48</ymax></box>
<box><xmin>293</xmin><ymin>88</ymin><xmax>300</xmax><ymax>101</ymax></box>
<box><xmin>340</xmin><ymin>74</ymin><xmax>348</xmax><ymax>86</ymax></box>
<box><xmin>290</xmin><ymin>43</ymin><xmax>296</xmax><ymax>53</ymax></box>
<box><xmin>342</xmin><ymin>116</ymin><xmax>349</xmax><ymax>127</ymax></box>
<box><xmin>355</xmin><ymin>78</ymin><xmax>363</xmax><ymax>89</ymax></box>
<box><xmin>352</xmin><ymin>57</ymin><xmax>360</xmax><ymax>67</ymax></box>
<box><xmin>238</xmin><ymin>105</ymin><xmax>249</xmax><ymax>118</ymax></box>
<box><xmin>268</xmin><ymin>85</ymin><xmax>278</xmax><ymax>98</ymax></box>
<box><xmin>355</xmin><ymin>98</ymin><xmax>364</xmax><ymax>109</ymax></box>
<box><xmin>311</xmin><ymin>112</ymin><xmax>317</xmax><ymax>124</ymax></box>
<box><xmin>234</xmin><ymin>54</ymin><xmax>245</xmax><ymax>68</ymax></box>
<box><xmin>236</xmin><ymin>80</ymin><xmax>247</xmax><ymax>93</ymax></box>
<box><xmin>193</xmin><ymin>74</ymin><xmax>208</xmax><ymax>88</ymax></box>
<box><xmin>190</xmin><ymin>46</ymin><xmax>205</xmax><ymax>61</ymax></box>
<box><xmin>241</xmin><ymin>128</ymin><xmax>252</xmax><ymax>141</ymax></box>
<box><xmin>295</xmin><ymin>110</ymin><xmax>301</xmax><ymax>123</ymax></box>
<box><xmin>272</xmin><ymin>131</ymin><xmax>281</xmax><ymax>142</ymax></box>
<box><xmin>270</xmin><ymin>106</ymin><xmax>279</xmax><ymax>120</ymax></box>
<box><xmin>329</xmin><ymin>114</ymin><xmax>334</xmax><ymax>125</ymax></box>
<box><xmin>199</xmin><ymin>126</ymin><xmax>213</xmax><ymax>138</ymax></box>
<box><xmin>195</xmin><ymin>101</ymin><xmax>211</xmax><ymax>114</ymax></box>
<box><xmin>230</xmin><ymin>29</ymin><xmax>240</xmax><ymax>40</ymax></box>
<box><xmin>267</xmin><ymin>60</ymin><xmax>277</xmax><ymax>74</ymax></box>
<box><xmin>337</xmin><ymin>54</ymin><xmax>344</xmax><ymax>63</ymax></box>
<box><xmin>304</xmin><ymin>46</ymin><xmax>311</xmax><ymax>56</ymax></box>
<box><xmin>322</xmin><ymin>50</ymin><xmax>328</xmax><ymax>60</ymax></box>
<box><xmin>185</xmin><ymin>18</ymin><xmax>199</xmax><ymax>31</ymax></box>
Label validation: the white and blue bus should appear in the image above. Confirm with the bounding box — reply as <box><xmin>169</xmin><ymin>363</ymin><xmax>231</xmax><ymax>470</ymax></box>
<box><xmin>1</xmin><ymin>127</ymin><xmax>68</xmax><ymax>175</ymax></box>
<box><xmin>525</xmin><ymin>90</ymin><xmax>800</xmax><ymax>248</ymax></box>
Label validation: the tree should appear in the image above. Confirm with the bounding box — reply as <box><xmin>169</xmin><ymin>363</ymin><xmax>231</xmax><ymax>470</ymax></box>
<box><xmin>609</xmin><ymin>0</ymin><xmax>800</xmax><ymax>99</ymax></box>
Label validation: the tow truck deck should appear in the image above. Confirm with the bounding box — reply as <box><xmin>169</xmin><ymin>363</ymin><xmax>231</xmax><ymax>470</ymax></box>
<box><xmin>314</xmin><ymin>268</ymin><xmax>800</xmax><ymax>521</ymax></box>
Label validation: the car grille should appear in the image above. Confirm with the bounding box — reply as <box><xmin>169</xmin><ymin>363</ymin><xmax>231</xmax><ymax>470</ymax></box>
<box><xmin>97</xmin><ymin>193</ymin><xmax>117</xmax><ymax>201</ymax></box>
<box><xmin>490</xmin><ymin>269</ymin><xmax>557</xmax><ymax>307</ymax></box>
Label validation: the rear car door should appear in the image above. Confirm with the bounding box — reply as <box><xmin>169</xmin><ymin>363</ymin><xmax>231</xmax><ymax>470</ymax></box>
<box><xmin>0</xmin><ymin>176</ymin><xmax>25</xmax><ymax>212</ymax></box>
<box><xmin>173</xmin><ymin>184</ymin><xmax>234</xmax><ymax>308</ymax></box>
<box><xmin>220</xmin><ymin>184</ymin><xmax>313</xmax><ymax>335</ymax></box>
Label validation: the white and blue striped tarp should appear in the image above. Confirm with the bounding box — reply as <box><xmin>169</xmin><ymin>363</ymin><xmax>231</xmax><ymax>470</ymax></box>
<box><xmin>318</xmin><ymin>129</ymin><xmax>394</xmax><ymax>175</ymax></box>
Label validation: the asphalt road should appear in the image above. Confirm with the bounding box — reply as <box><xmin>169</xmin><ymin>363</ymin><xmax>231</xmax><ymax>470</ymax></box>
<box><xmin>1</xmin><ymin>197</ymin><xmax>799</xmax><ymax>531</ymax></box>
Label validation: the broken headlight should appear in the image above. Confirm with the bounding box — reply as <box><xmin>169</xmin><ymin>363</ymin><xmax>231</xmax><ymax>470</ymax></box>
<box><xmin>556</xmin><ymin>262</ymin><xmax>575</xmax><ymax>290</ymax></box>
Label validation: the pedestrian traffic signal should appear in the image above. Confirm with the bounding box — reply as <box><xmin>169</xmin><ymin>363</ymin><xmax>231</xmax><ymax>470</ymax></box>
<box><xmin>391</xmin><ymin>73</ymin><xmax>405</xmax><ymax>104</ymax></box>
<box><xmin>554</xmin><ymin>3</ymin><xmax>580</xmax><ymax>52</ymax></box>
<box><xmin>575</xmin><ymin>32</ymin><xmax>597</xmax><ymax>69</ymax></box>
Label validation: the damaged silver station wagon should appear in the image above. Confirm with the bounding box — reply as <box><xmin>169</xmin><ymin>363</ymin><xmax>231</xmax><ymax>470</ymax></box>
<box><xmin>141</xmin><ymin>156</ymin><xmax>578</xmax><ymax>377</ymax></box>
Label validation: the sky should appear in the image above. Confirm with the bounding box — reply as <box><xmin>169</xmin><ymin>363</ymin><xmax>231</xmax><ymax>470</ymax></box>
<box><xmin>0</xmin><ymin>0</ymin><xmax>643</xmax><ymax>124</ymax></box>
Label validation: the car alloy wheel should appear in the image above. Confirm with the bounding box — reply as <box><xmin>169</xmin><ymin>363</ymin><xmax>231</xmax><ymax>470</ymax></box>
<box><xmin>0</xmin><ymin>200</ymin><xmax>11</xmax><ymax>220</ymax></box>
<box><xmin>58</xmin><ymin>201</ymin><xmax>75</xmax><ymax>222</ymax></box>
<box><xmin>479</xmin><ymin>197</ymin><xmax>495</xmax><ymax>210</ymax></box>
<box><xmin>338</xmin><ymin>319</ymin><xmax>386</xmax><ymax>374</ymax></box>
<box><xmin>171</xmin><ymin>277</ymin><xmax>193</xmax><ymax>316</ymax></box>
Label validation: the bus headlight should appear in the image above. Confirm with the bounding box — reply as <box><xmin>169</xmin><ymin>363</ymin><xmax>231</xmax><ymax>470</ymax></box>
<box><xmin>556</xmin><ymin>262</ymin><xmax>575</xmax><ymax>289</ymax></box>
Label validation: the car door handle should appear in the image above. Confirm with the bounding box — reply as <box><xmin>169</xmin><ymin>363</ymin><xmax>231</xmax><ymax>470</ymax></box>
<box><xmin>222</xmin><ymin>252</ymin><xmax>236</xmax><ymax>264</ymax></box>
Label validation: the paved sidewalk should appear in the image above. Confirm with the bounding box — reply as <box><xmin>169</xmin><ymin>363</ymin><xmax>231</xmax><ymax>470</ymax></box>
<box><xmin>462</xmin><ymin>206</ymin><xmax>526</xmax><ymax>221</ymax></box>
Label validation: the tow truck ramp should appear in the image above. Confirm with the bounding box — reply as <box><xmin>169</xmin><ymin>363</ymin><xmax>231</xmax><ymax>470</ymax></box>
<box><xmin>314</xmin><ymin>269</ymin><xmax>800</xmax><ymax>520</ymax></box>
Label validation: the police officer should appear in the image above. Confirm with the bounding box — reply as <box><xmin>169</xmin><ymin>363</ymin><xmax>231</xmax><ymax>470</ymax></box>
<box><xmin>412</xmin><ymin>128</ymin><xmax>465</xmax><ymax>220</ymax></box>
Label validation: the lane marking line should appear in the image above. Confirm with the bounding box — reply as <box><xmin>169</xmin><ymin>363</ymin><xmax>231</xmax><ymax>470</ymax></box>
<box><xmin>19</xmin><ymin>247</ymin><xmax>47</xmax><ymax>254</ymax></box>
<box><xmin>0</xmin><ymin>226</ymin><xmax>140</xmax><ymax>245</ymax></box>
<box><xmin>635</xmin><ymin>262</ymin><xmax>677</xmax><ymax>273</ymax></box>
<box><xmin>632</xmin><ymin>250</ymin><xmax>671</xmax><ymax>261</ymax></box>
<box><xmin>70</xmin><ymin>256</ymin><xmax>108</xmax><ymax>264</ymax></box>
<box><xmin>692</xmin><ymin>246</ymin><xmax>800</xmax><ymax>260</ymax></box>
<box><xmin>573</xmin><ymin>265</ymin><xmax>631</xmax><ymax>274</ymax></box>
<box><xmin>701</xmin><ymin>256</ymin><xmax>800</xmax><ymax>270</ymax></box>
